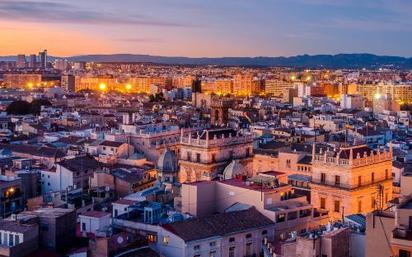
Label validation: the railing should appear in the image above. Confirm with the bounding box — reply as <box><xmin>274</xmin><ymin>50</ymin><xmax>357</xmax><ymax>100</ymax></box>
<box><xmin>311</xmin><ymin>178</ymin><xmax>392</xmax><ymax>191</ymax></box>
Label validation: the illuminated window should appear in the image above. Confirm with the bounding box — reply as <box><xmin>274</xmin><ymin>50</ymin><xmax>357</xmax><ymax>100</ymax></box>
<box><xmin>162</xmin><ymin>236</ymin><xmax>169</xmax><ymax>245</ymax></box>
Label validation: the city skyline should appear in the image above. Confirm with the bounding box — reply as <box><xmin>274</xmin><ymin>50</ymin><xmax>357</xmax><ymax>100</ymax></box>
<box><xmin>1</xmin><ymin>0</ymin><xmax>412</xmax><ymax>57</ymax></box>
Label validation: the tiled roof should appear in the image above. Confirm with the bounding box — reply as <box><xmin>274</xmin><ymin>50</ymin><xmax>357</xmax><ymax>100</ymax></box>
<box><xmin>162</xmin><ymin>208</ymin><xmax>274</xmax><ymax>242</ymax></box>
<box><xmin>0</xmin><ymin>143</ymin><xmax>65</xmax><ymax>158</ymax></box>
<box><xmin>58</xmin><ymin>155</ymin><xmax>101</xmax><ymax>172</ymax></box>
<box><xmin>99</xmin><ymin>140</ymin><xmax>124</xmax><ymax>147</ymax></box>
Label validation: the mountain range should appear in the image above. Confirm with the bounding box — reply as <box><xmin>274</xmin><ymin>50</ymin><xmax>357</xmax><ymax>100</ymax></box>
<box><xmin>1</xmin><ymin>53</ymin><xmax>412</xmax><ymax>69</ymax></box>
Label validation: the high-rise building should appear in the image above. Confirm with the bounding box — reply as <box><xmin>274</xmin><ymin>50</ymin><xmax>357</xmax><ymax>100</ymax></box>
<box><xmin>29</xmin><ymin>54</ymin><xmax>37</xmax><ymax>68</ymax></box>
<box><xmin>39</xmin><ymin>49</ymin><xmax>47</xmax><ymax>69</ymax></box>
<box><xmin>233</xmin><ymin>74</ymin><xmax>262</xmax><ymax>96</ymax></box>
<box><xmin>16</xmin><ymin>54</ymin><xmax>26</xmax><ymax>68</ymax></box>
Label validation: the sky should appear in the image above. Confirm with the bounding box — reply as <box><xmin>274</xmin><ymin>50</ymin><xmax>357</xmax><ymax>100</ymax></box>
<box><xmin>0</xmin><ymin>0</ymin><xmax>411</xmax><ymax>57</ymax></box>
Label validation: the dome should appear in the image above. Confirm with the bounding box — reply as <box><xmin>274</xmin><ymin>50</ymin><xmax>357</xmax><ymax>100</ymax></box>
<box><xmin>157</xmin><ymin>149</ymin><xmax>178</xmax><ymax>173</ymax></box>
<box><xmin>223</xmin><ymin>160</ymin><xmax>246</xmax><ymax>180</ymax></box>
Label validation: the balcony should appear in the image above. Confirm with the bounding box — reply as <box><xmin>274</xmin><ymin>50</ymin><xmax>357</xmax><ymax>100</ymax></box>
<box><xmin>392</xmin><ymin>227</ymin><xmax>412</xmax><ymax>247</ymax></box>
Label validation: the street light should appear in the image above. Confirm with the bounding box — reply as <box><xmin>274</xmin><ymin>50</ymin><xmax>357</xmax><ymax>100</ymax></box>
<box><xmin>99</xmin><ymin>83</ymin><xmax>107</xmax><ymax>91</ymax></box>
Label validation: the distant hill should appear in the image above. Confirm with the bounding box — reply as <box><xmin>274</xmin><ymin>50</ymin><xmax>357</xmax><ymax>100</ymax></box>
<box><xmin>2</xmin><ymin>53</ymin><xmax>412</xmax><ymax>69</ymax></box>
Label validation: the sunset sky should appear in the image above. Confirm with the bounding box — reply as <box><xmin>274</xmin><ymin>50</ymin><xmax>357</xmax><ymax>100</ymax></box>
<box><xmin>1</xmin><ymin>0</ymin><xmax>411</xmax><ymax>57</ymax></box>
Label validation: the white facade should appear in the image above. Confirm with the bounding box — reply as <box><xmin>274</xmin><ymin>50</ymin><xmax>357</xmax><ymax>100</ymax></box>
<box><xmin>79</xmin><ymin>213</ymin><xmax>111</xmax><ymax>235</ymax></box>
<box><xmin>0</xmin><ymin>230</ymin><xmax>23</xmax><ymax>247</ymax></box>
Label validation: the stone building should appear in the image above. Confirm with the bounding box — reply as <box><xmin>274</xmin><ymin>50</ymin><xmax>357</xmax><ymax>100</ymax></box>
<box><xmin>179</xmin><ymin>128</ymin><xmax>253</xmax><ymax>183</ymax></box>
<box><xmin>311</xmin><ymin>143</ymin><xmax>393</xmax><ymax>220</ymax></box>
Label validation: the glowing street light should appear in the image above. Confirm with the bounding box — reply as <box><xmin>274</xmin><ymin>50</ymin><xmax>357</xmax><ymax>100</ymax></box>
<box><xmin>99</xmin><ymin>83</ymin><xmax>107</xmax><ymax>91</ymax></box>
<box><xmin>374</xmin><ymin>93</ymin><xmax>381</xmax><ymax>100</ymax></box>
<box><xmin>125</xmin><ymin>84</ymin><xmax>132</xmax><ymax>91</ymax></box>
<box><xmin>27</xmin><ymin>82</ymin><xmax>33</xmax><ymax>89</ymax></box>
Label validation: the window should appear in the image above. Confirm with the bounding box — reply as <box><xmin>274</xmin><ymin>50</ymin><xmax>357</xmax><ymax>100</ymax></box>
<box><xmin>385</xmin><ymin>169</ymin><xmax>389</xmax><ymax>179</ymax></box>
<box><xmin>371</xmin><ymin>172</ymin><xmax>375</xmax><ymax>183</ymax></box>
<box><xmin>321</xmin><ymin>173</ymin><xmax>326</xmax><ymax>184</ymax></box>
<box><xmin>194</xmin><ymin>245</ymin><xmax>200</xmax><ymax>251</ymax></box>
<box><xmin>320</xmin><ymin>197</ymin><xmax>326</xmax><ymax>209</ymax></box>
<box><xmin>371</xmin><ymin>197</ymin><xmax>376</xmax><ymax>209</ymax></box>
<box><xmin>196</xmin><ymin>153</ymin><xmax>201</xmax><ymax>162</ymax></box>
<box><xmin>358</xmin><ymin>201</ymin><xmax>362</xmax><ymax>213</ymax></box>
<box><xmin>162</xmin><ymin>236</ymin><xmax>169</xmax><ymax>245</ymax></box>
<box><xmin>229</xmin><ymin>237</ymin><xmax>235</xmax><ymax>243</ymax></box>
<box><xmin>358</xmin><ymin>176</ymin><xmax>362</xmax><ymax>187</ymax></box>
<box><xmin>399</xmin><ymin>250</ymin><xmax>411</xmax><ymax>257</ymax></box>
<box><xmin>286</xmin><ymin>159</ymin><xmax>291</xmax><ymax>168</ymax></box>
<box><xmin>147</xmin><ymin>234</ymin><xmax>157</xmax><ymax>243</ymax></box>
<box><xmin>246</xmin><ymin>233</ymin><xmax>252</xmax><ymax>239</ymax></box>
<box><xmin>334</xmin><ymin>200</ymin><xmax>340</xmax><ymax>213</ymax></box>
<box><xmin>82</xmin><ymin>222</ymin><xmax>86</xmax><ymax>231</ymax></box>
<box><xmin>246</xmin><ymin>242</ymin><xmax>253</xmax><ymax>256</ymax></box>
<box><xmin>276</xmin><ymin>213</ymin><xmax>286</xmax><ymax>222</ymax></box>
<box><xmin>261</xmin><ymin>230</ymin><xmax>267</xmax><ymax>235</ymax></box>
<box><xmin>229</xmin><ymin>246</ymin><xmax>235</xmax><ymax>257</ymax></box>
<box><xmin>246</xmin><ymin>148</ymin><xmax>250</xmax><ymax>157</ymax></box>
<box><xmin>335</xmin><ymin>175</ymin><xmax>340</xmax><ymax>186</ymax></box>
<box><xmin>187</xmin><ymin>152</ymin><xmax>192</xmax><ymax>161</ymax></box>
<box><xmin>212</xmin><ymin>154</ymin><xmax>216</xmax><ymax>162</ymax></box>
<box><xmin>209</xmin><ymin>251</ymin><xmax>216</xmax><ymax>257</ymax></box>
<box><xmin>14</xmin><ymin>234</ymin><xmax>19</xmax><ymax>245</ymax></box>
<box><xmin>210</xmin><ymin>241</ymin><xmax>216</xmax><ymax>247</ymax></box>
<box><xmin>9</xmin><ymin>234</ymin><xmax>13</xmax><ymax>246</ymax></box>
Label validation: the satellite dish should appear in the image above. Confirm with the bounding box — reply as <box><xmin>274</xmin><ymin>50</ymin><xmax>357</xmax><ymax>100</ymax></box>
<box><xmin>105</xmin><ymin>186</ymin><xmax>110</xmax><ymax>192</ymax></box>
<box><xmin>117</xmin><ymin>236</ymin><xmax>124</xmax><ymax>244</ymax></box>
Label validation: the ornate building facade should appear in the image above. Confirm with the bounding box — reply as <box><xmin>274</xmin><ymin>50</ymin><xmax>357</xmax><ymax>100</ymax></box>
<box><xmin>178</xmin><ymin>128</ymin><xmax>253</xmax><ymax>183</ymax></box>
<box><xmin>310</xmin><ymin>143</ymin><xmax>393</xmax><ymax>220</ymax></box>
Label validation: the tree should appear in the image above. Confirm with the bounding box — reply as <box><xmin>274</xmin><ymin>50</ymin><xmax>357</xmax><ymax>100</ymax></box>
<box><xmin>30</xmin><ymin>99</ymin><xmax>52</xmax><ymax>114</ymax></box>
<box><xmin>6</xmin><ymin>100</ymin><xmax>32</xmax><ymax>115</ymax></box>
<box><xmin>6</xmin><ymin>99</ymin><xmax>52</xmax><ymax>115</ymax></box>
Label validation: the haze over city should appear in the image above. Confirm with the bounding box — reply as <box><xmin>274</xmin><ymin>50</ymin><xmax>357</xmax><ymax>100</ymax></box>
<box><xmin>1</xmin><ymin>0</ymin><xmax>412</xmax><ymax>57</ymax></box>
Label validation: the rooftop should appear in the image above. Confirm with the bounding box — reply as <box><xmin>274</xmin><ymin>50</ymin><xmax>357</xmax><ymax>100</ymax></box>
<box><xmin>80</xmin><ymin>210</ymin><xmax>111</xmax><ymax>218</ymax></box>
<box><xmin>162</xmin><ymin>208</ymin><xmax>274</xmax><ymax>242</ymax></box>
